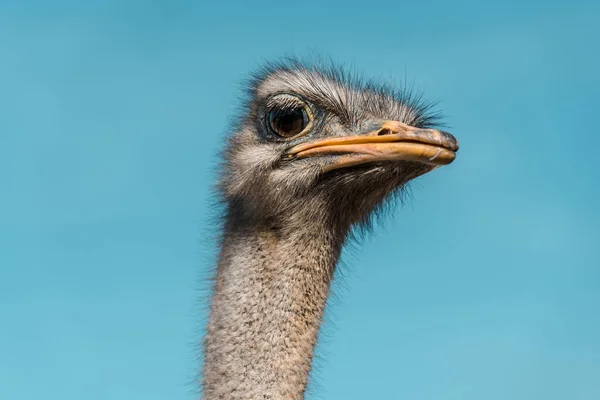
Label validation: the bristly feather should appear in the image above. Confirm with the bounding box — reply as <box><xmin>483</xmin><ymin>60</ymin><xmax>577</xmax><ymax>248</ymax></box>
<box><xmin>244</xmin><ymin>57</ymin><xmax>444</xmax><ymax>130</ymax></box>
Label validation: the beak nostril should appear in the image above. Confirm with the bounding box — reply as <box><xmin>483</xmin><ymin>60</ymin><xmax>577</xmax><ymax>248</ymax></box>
<box><xmin>377</xmin><ymin>128</ymin><xmax>392</xmax><ymax>136</ymax></box>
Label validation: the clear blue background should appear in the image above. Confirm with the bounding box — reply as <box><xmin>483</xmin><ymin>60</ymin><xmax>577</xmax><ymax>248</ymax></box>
<box><xmin>1</xmin><ymin>1</ymin><xmax>599</xmax><ymax>399</ymax></box>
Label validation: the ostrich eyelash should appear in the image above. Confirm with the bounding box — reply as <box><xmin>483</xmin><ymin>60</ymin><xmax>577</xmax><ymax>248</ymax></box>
<box><xmin>266</xmin><ymin>94</ymin><xmax>309</xmax><ymax>112</ymax></box>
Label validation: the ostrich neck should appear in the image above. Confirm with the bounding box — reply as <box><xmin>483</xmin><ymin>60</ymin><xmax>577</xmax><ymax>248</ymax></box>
<box><xmin>203</xmin><ymin>209</ymin><xmax>344</xmax><ymax>399</ymax></box>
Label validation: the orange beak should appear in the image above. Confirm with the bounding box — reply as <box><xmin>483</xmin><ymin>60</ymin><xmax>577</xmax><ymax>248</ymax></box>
<box><xmin>285</xmin><ymin>121</ymin><xmax>459</xmax><ymax>173</ymax></box>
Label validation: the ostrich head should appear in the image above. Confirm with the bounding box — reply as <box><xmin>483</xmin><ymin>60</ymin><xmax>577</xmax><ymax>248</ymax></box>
<box><xmin>219</xmin><ymin>61</ymin><xmax>459</xmax><ymax>234</ymax></box>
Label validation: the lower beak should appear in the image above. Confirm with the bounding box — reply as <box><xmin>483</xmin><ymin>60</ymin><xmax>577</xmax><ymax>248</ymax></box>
<box><xmin>286</xmin><ymin>120</ymin><xmax>459</xmax><ymax>173</ymax></box>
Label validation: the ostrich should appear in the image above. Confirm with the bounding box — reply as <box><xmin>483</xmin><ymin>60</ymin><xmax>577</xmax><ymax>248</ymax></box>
<box><xmin>202</xmin><ymin>60</ymin><xmax>459</xmax><ymax>399</ymax></box>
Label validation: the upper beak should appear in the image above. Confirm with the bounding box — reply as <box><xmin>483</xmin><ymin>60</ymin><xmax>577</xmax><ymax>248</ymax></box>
<box><xmin>285</xmin><ymin>120</ymin><xmax>459</xmax><ymax>173</ymax></box>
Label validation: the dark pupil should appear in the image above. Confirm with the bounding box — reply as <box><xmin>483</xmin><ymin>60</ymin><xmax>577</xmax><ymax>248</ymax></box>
<box><xmin>270</xmin><ymin>108</ymin><xmax>306</xmax><ymax>137</ymax></box>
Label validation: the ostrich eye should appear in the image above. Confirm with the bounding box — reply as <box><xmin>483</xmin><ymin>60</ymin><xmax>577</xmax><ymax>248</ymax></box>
<box><xmin>268</xmin><ymin>106</ymin><xmax>309</xmax><ymax>138</ymax></box>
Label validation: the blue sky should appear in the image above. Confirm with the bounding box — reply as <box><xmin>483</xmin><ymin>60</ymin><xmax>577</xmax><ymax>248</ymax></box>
<box><xmin>1</xmin><ymin>0</ymin><xmax>599</xmax><ymax>399</ymax></box>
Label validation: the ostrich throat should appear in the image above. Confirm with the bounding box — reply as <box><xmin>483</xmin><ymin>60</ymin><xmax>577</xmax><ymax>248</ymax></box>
<box><xmin>204</xmin><ymin>206</ymin><xmax>344</xmax><ymax>399</ymax></box>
